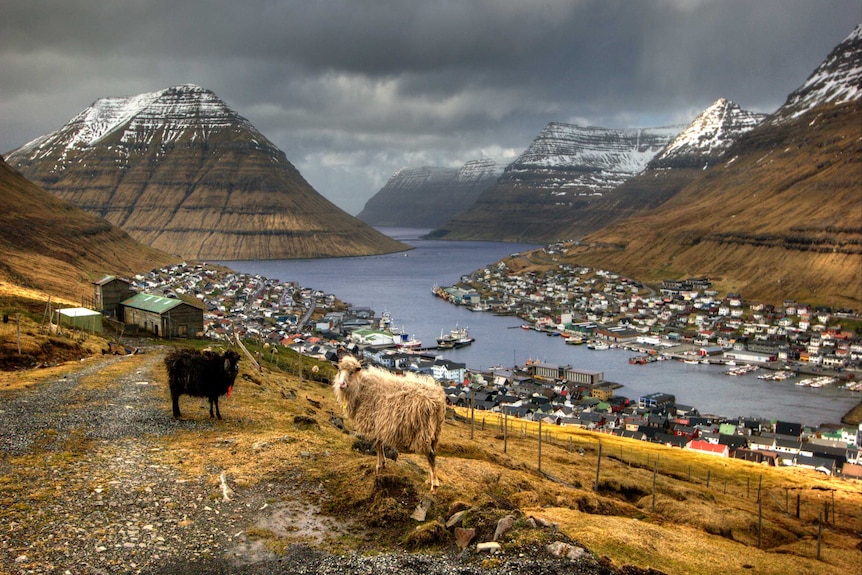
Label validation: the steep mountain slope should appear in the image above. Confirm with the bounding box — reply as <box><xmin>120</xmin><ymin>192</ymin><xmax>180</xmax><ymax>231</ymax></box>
<box><xmin>650</xmin><ymin>98</ymin><xmax>766</xmax><ymax>169</ymax></box>
<box><xmin>431</xmin><ymin>123</ymin><xmax>681</xmax><ymax>243</ymax></box>
<box><xmin>566</xmin><ymin>24</ymin><xmax>862</xmax><ymax>309</ymax></box>
<box><xmin>0</xmin><ymin>156</ymin><xmax>175</xmax><ymax>301</ymax></box>
<box><xmin>5</xmin><ymin>85</ymin><xmax>407</xmax><ymax>260</ymax></box>
<box><xmin>541</xmin><ymin>98</ymin><xmax>767</xmax><ymax>242</ymax></box>
<box><xmin>357</xmin><ymin>159</ymin><xmax>502</xmax><ymax>228</ymax></box>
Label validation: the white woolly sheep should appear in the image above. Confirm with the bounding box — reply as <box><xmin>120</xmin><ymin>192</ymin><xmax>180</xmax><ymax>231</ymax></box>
<box><xmin>333</xmin><ymin>355</ymin><xmax>446</xmax><ymax>494</ymax></box>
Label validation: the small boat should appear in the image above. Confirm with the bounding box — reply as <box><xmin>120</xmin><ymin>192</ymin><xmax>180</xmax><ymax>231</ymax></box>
<box><xmin>395</xmin><ymin>333</ymin><xmax>422</xmax><ymax>349</ymax></box>
<box><xmin>565</xmin><ymin>336</ymin><xmax>584</xmax><ymax>345</ymax></box>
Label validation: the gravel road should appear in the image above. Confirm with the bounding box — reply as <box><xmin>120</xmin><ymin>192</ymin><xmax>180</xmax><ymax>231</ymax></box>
<box><xmin>0</xmin><ymin>351</ymin><xmax>641</xmax><ymax>575</ymax></box>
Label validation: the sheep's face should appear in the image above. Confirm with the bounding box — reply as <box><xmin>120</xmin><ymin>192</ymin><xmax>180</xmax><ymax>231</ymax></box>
<box><xmin>334</xmin><ymin>356</ymin><xmax>362</xmax><ymax>389</ymax></box>
<box><xmin>223</xmin><ymin>350</ymin><xmax>241</xmax><ymax>378</ymax></box>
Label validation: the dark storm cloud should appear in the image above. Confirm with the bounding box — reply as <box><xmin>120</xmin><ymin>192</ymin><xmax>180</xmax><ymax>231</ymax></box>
<box><xmin>1</xmin><ymin>0</ymin><xmax>859</xmax><ymax>214</ymax></box>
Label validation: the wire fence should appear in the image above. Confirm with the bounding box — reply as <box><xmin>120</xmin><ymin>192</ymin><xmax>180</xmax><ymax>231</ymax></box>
<box><xmin>460</xmin><ymin>408</ymin><xmax>861</xmax><ymax>556</ymax></box>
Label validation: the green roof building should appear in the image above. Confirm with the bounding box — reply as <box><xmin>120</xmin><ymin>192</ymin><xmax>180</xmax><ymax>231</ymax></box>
<box><xmin>121</xmin><ymin>293</ymin><xmax>204</xmax><ymax>338</ymax></box>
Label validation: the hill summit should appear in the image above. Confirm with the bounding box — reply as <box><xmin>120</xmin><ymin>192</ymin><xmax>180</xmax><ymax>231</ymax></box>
<box><xmin>5</xmin><ymin>84</ymin><xmax>406</xmax><ymax>261</ymax></box>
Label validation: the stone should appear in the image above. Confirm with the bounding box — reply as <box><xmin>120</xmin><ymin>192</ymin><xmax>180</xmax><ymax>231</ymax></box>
<box><xmin>545</xmin><ymin>541</ymin><xmax>587</xmax><ymax>561</ymax></box>
<box><xmin>410</xmin><ymin>497</ymin><xmax>433</xmax><ymax>522</ymax></box>
<box><xmin>454</xmin><ymin>527</ymin><xmax>476</xmax><ymax>551</ymax></box>
<box><xmin>476</xmin><ymin>541</ymin><xmax>502</xmax><ymax>554</ymax></box>
<box><xmin>445</xmin><ymin>509</ymin><xmax>467</xmax><ymax>529</ymax></box>
<box><xmin>493</xmin><ymin>514</ymin><xmax>514</xmax><ymax>541</ymax></box>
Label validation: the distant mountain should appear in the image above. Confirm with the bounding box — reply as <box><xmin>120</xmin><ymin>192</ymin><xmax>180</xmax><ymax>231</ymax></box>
<box><xmin>650</xmin><ymin>98</ymin><xmax>766</xmax><ymax>169</ymax></box>
<box><xmin>430</xmin><ymin>123</ymin><xmax>682</xmax><ymax>243</ymax></box>
<box><xmin>357</xmin><ymin>159</ymin><xmax>502</xmax><ymax>228</ymax></box>
<box><xmin>5</xmin><ymin>84</ymin><xmax>407</xmax><ymax>260</ymax></box>
<box><xmin>547</xmin><ymin>98</ymin><xmax>767</xmax><ymax>240</ymax></box>
<box><xmin>0</xmin><ymin>156</ymin><xmax>174</xmax><ymax>301</ymax></box>
<box><xmin>565</xmin><ymin>23</ymin><xmax>862</xmax><ymax>309</ymax></box>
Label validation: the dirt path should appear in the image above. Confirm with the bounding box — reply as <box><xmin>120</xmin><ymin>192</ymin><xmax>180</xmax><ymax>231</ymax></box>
<box><xmin>0</xmin><ymin>351</ymin><xmax>622</xmax><ymax>575</ymax></box>
<box><xmin>0</xmin><ymin>352</ymin><xmax>313</xmax><ymax>574</ymax></box>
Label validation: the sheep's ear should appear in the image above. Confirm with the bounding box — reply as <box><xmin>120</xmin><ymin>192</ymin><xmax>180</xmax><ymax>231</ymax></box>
<box><xmin>224</xmin><ymin>358</ymin><xmax>231</xmax><ymax>372</ymax></box>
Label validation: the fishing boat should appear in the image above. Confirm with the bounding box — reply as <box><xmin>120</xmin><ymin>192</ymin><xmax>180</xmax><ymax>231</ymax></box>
<box><xmin>395</xmin><ymin>333</ymin><xmax>422</xmax><ymax>349</ymax></box>
<box><xmin>437</xmin><ymin>326</ymin><xmax>474</xmax><ymax>349</ymax></box>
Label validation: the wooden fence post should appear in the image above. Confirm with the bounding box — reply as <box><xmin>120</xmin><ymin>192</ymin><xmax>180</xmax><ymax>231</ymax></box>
<box><xmin>652</xmin><ymin>458</ymin><xmax>658</xmax><ymax>513</ymax></box>
<box><xmin>537</xmin><ymin>419</ymin><xmax>543</xmax><ymax>473</ymax></box>
<box><xmin>470</xmin><ymin>390</ymin><xmax>475</xmax><ymax>440</ymax></box>
<box><xmin>594</xmin><ymin>441</ymin><xmax>603</xmax><ymax>491</ymax></box>
<box><xmin>757</xmin><ymin>475</ymin><xmax>763</xmax><ymax>549</ymax></box>
<box><xmin>817</xmin><ymin>511</ymin><xmax>823</xmax><ymax>561</ymax></box>
<box><xmin>503</xmin><ymin>412</ymin><xmax>508</xmax><ymax>453</ymax></box>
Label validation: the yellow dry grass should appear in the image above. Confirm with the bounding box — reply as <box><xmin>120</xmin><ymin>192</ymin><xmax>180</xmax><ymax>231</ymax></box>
<box><xmin>2</xmin><ymin>342</ymin><xmax>861</xmax><ymax>574</ymax></box>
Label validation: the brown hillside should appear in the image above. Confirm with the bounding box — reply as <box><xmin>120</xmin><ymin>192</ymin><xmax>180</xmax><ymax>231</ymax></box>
<box><xmin>6</xmin><ymin>85</ymin><xmax>408</xmax><ymax>261</ymax></box>
<box><xmin>567</xmin><ymin>102</ymin><xmax>862</xmax><ymax>309</ymax></box>
<box><xmin>0</xmin><ymin>157</ymin><xmax>175</xmax><ymax>302</ymax></box>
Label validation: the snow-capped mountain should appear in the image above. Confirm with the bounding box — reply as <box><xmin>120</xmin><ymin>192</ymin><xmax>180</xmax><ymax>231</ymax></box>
<box><xmin>431</xmin><ymin>122</ymin><xmax>681</xmax><ymax>243</ymax></box>
<box><xmin>6</xmin><ymin>84</ymin><xmax>406</xmax><ymax>260</ymax></box>
<box><xmin>503</xmin><ymin>122</ymin><xmax>681</xmax><ymax>194</ymax></box>
<box><xmin>11</xmin><ymin>85</ymin><xmax>270</xmax><ymax>165</ymax></box>
<box><xmin>357</xmin><ymin>158</ymin><xmax>501</xmax><ymax>228</ymax></box>
<box><xmin>651</xmin><ymin>98</ymin><xmax>765</xmax><ymax>169</ymax></box>
<box><xmin>770</xmin><ymin>22</ymin><xmax>861</xmax><ymax>122</ymax></box>
<box><xmin>570</xmin><ymin>24</ymin><xmax>861</xmax><ymax>309</ymax></box>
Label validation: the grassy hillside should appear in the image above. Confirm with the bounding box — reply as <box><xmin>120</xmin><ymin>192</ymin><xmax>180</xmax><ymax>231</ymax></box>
<box><xmin>0</xmin><ymin>157</ymin><xmax>176</xmax><ymax>303</ymax></box>
<box><xmin>566</xmin><ymin>102</ymin><xmax>862</xmax><ymax>310</ymax></box>
<box><xmin>0</xmin><ymin>320</ymin><xmax>859</xmax><ymax>573</ymax></box>
<box><xmin>161</xmin><ymin>353</ymin><xmax>862</xmax><ymax>575</ymax></box>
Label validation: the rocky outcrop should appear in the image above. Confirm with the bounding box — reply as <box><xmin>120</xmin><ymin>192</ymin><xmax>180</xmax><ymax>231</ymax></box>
<box><xmin>357</xmin><ymin>159</ymin><xmax>501</xmax><ymax>228</ymax></box>
<box><xmin>5</xmin><ymin>84</ymin><xmax>407</xmax><ymax>260</ymax></box>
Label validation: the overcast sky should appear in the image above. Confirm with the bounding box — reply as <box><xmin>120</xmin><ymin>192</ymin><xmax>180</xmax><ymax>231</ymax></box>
<box><xmin>1</xmin><ymin>1</ymin><xmax>859</xmax><ymax>215</ymax></box>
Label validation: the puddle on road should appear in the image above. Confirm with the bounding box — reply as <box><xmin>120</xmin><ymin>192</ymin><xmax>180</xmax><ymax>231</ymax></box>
<box><xmin>227</xmin><ymin>497</ymin><xmax>355</xmax><ymax>565</ymax></box>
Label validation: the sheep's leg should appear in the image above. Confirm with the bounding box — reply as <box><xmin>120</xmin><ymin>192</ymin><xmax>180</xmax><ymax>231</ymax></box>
<box><xmin>375</xmin><ymin>440</ymin><xmax>385</xmax><ymax>473</ymax></box>
<box><xmin>427</xmin><ymin>448</ymin><xmax>439</xmax><ymax>494</ymax></box>
<box><xmin>171</xmin><ymin>393</ymin><xmax>182</xmax><ymax>418</ymax></box>
<box><xmin>210</xmin><ymin>397</ymin><xmax>221</xmax><ymax>420</ymax></box>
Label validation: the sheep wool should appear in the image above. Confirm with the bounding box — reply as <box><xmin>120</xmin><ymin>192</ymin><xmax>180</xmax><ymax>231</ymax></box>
<box><xmin>333</xmin><ymin>355</ymin><xmax>446</xmax><ymax>493</ymax></box>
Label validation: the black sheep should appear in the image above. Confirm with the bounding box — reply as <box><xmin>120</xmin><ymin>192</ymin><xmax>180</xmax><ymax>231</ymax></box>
<box><xmin>164</xmin><ymin>349</ymin><xmax>241</xmax><ymax>419</ymax></box>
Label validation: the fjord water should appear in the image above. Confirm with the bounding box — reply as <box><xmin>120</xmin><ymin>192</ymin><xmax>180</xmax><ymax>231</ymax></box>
<box><xmin>221</xmin><ymin>228</ymin><xmax>858</xmax><ymax>427</ymax></box>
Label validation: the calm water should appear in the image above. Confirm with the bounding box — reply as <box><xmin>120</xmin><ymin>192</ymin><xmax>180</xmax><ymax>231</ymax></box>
<box><xmin>221</xmin><ymin>228</ymin><xmax>860</xmax><ymax>427</ymax></box>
